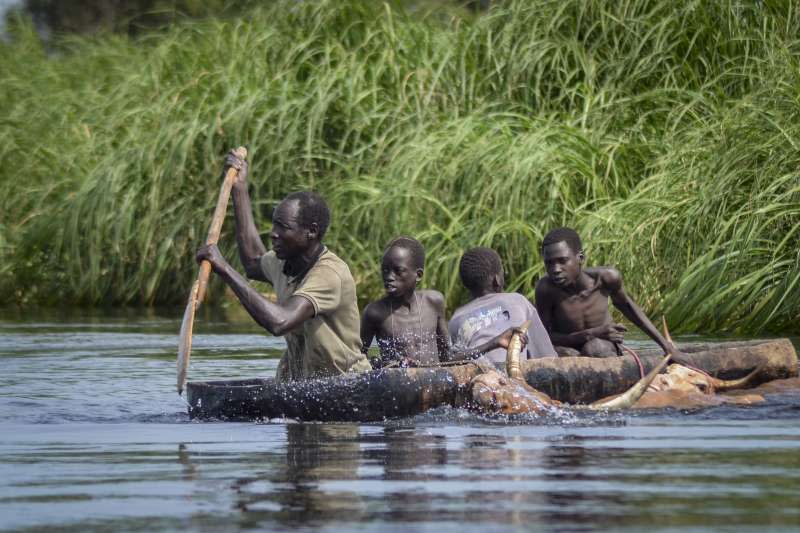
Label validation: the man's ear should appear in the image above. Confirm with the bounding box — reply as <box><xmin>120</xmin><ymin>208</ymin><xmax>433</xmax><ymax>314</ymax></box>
<box><xmin>415</xmin><ymin>268</ymin><xmax>424</xmax><ymax>283</ymax></box>
<box><xmin>492</xmin><ymin>272</ymin><xmax>503</xmax><ymax>291</ymax></box>
<box><xmin>307</xmin><ymin>222</ymin><xmax>320</xmax><ymax>241</ymax></box>
<box><xmin>577</xmin><ymin>250</ymin><xmax>585</xmax><ymax>264</ymax></box>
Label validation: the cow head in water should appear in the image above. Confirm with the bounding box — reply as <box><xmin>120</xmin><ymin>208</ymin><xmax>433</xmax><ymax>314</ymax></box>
<box><xmin>468</xmin><ymin>322</ymin><xmax>672</xmax><ymax>415</ymax></box>
<box><xmin>470</xmin><ymin>370</ymin><xmax>557</xmax><ymax>415</ymax></box>
<box><xmin>648</xmin><ymin>364</ymin><xmax>761</xmax><ymax>395</ymax></box>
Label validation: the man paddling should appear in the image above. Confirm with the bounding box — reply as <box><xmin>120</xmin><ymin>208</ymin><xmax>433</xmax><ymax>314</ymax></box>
<box><xmin>195</xmin><ymin>151</ymin><xmax>372</xmax><ymax>382</ymax></box>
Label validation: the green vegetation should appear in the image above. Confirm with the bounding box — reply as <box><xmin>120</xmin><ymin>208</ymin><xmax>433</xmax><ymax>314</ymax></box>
<box><xmin>2</xmin><ymin>0</ymin><xmax>799</xmax><ymax>334</ymax></box>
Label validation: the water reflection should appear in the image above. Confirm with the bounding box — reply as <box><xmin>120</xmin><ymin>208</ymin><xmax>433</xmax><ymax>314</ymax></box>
<box><xmin>232</xmin><ymin>424</ymin><xmax>365</xmax><ymax>528</ymax></box>
<box><xmin>177</xmin><ymin>443</ymin><xmax>197</xmax><ymax>481</ymax></box>
<box><xmin>216</xmin><ymin>424</ymin><xmax>620</xmax><ymax>529</ymax></box>
<box><xmin>2</xmin><ymin>311</ymin><xmax>799</xmax><ymax>532</ymax></box>
<box><xmin>166</xmin><ymin>421</ymin><xmax>800</xmax><ymax>530</ymax></box>
<box><xmin>381</xmin><ymin>427</ymin><xmax>448</xmax><ymax>478</ymax></box>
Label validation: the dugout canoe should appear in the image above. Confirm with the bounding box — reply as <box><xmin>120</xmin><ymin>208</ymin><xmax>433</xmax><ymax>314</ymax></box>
<box><xmin>186</xmin><ymin>338</ymin><xmax>798</xmax><ymax>422</ymax></box>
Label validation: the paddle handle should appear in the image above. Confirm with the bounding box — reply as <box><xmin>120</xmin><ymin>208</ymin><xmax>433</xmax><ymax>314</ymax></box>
<box><xmin>177</xmin><ymin>146</ymin><xmax>247</xmax><ymax>394</ymax></box>
<box><xmin>195</xmin><ymin>146</ymin><xmax>247</xmax><ymax>303</ymax></box>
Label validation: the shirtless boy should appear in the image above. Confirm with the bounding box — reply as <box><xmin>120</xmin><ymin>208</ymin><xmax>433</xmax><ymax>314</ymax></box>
<box><xmin>535</xmin><ymin>227</ymin><xmax>684</xmax><ymax>361</ymax></box>
<box><xmin>361</xmin><ymin>237</ymin><xmax>523</xmax><ymax>368</ymax></box>
<box><xmin>450</xmin><ymin>247</ymin><xmax>556</xmax><ymax>364</ymax></box>
<box><xmin>360</xmin><ymin>237</ymin><xmax>449</xmax><ymax>367</ymax></box>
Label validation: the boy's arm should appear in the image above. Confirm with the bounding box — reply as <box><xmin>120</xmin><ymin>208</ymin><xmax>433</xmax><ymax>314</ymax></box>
<box><xmin>226</xmin><ymin>152</ymin><xmax>269</xmax><ymax>282</ymax></box>
<box><xmin>525</xmin><ymin>301</ymin><xmax>557</xmax><ymax>357</ymax></box>
<box><xmin>445</xmin><ymin>328</ymin><xmax>527</xmax><ymax>361</ymax></box>
<box><xmin>551</xmin><ymin>325</ymin><xmax>625</xmax><ymax>348</ymax></box>
<box><xmin>605</xmin><ymin>269</ymin><xmax>685</xmax><ymax>360</ymax></box>
<box><xmin>197</xmin><ymin>244</ymin><xmax>313</xmax><ymax>335</ymax></box>
<box><xmin>360</xmin><ymin>304</ymin><xmax>379</xmax><ymax>357</ymax></box>
<box><xmin>430</xmin><ymin>292</ymin><xmax>451</xmax><ymax>361</ymax></box>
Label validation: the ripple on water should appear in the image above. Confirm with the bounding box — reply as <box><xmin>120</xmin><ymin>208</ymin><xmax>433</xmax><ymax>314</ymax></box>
<box><xmin>1</xmin><ymin>313</ymin><xmax>799</xmax><ymax>532</ymax></box>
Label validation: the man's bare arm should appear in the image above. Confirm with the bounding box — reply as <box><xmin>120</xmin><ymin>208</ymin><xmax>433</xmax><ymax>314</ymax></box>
<box><xmin>605</xmin><ymin>269</ymin><xmax>678</xmax><ymax>357</ymax></box>
<box><xmin>198</xmin><ymin>245</ymin><xmax>313</xmax><ymax>335</ymax></box>
<box><xmin>225</xmin><ymin>152</ymin><xmax>268</xmax><ymax>281</ymax></box>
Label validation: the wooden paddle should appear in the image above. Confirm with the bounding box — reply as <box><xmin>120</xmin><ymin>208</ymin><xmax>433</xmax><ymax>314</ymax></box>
<box><xmin>177</xmin><ymin>146</ymin><xmax>247</xmax><ymax>395</ymax></box>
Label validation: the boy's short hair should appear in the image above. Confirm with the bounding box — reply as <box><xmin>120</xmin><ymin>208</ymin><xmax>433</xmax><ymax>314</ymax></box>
<box><xmin>283</xmin><ymin>191</ymin><xmax>331</xmax><ymax>239</ymax></box>
<box><xmin>542</xmin><ymin>227</ymin><xmax>582</xmax><ymax>254</ymax></box>
<box><xmin>385</xmin><ymin>236</ymin><xmax>425</xmax><ymax>269</ymax></box>
<box><xmin>459</xmin><ymin>247</ymin><xmax>503</xmax><ymax>291</ymax></box>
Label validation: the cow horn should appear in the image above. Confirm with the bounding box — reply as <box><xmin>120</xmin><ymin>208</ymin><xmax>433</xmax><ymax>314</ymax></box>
<box><xmin>661</xmin><ymin>316</ymin><xmax>675</xmax><ymax>349</ymax></box>
<box><xmin>582</xmin><ymin>353</ymin><xmax>673</xmax><ymax>410</ymax></box>
<box><xmin>506</xmin><ymin>321</ymin><xmax>531</xmax><ymax>379</ymax></box>
<box><xmin>709</xmin><ymin>365</ymin><xmax>763</xmax><ymax>392</ymax></box>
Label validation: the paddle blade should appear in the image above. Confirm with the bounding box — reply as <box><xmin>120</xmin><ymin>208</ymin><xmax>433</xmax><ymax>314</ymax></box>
<box><xmin>177</xmin><ymin>280</ymin><xmax>200</xmax><ymax>395</ymax></box>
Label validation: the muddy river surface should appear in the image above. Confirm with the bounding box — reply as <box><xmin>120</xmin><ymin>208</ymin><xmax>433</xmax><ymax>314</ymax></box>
<box><xmin>1</xmin><ymin>308</ymin><xmax>799</xmax><ymax>532</ymax></box>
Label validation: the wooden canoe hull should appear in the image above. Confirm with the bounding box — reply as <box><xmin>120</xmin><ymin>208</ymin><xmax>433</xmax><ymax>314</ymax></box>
<box><xmin>186</xmin><ymin>339</ymin><xmax>798</xmax><ymax>422</ymax></box>
<box><xmin>187</xmin><ymin>364</ymin><xmax>480</xmax><ymax>422</ymax></box>
<box><xmin>523</xmin><ymin>338</ymin><xmax>798</xmax><ymax>404</ymax></box>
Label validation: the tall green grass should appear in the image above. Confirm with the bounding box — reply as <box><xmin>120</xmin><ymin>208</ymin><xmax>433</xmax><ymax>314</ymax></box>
<box><xmin>1</xmin><ymin>0</ymin><xmax>799</xmax><ymax>333</ymax></box>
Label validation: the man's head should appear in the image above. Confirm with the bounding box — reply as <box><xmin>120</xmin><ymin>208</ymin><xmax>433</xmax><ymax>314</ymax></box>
<box><xmin>541</xmin><ymin>227</ymin><xmax>584</xmax><ymax>288</ymax></box>
<box><xmin>381</xmin><ymin>236</ymin><xmax>425</xmax><ymax>298</ymax></box>
<box><xmin>270</xmin><ymin>191</ymin><xmax>330</xmax><ymax>260</ymax></box>
<box><xmin>459</xmin><ymin>247</ymin><xmax>504</xmax><ymax>295</ymax></box>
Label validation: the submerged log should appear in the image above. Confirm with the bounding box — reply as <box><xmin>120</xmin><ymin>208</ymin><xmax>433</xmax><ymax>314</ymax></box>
<box><xmin>186</xmin><ymin>339</ymin><xmax>798</xmax><ymax>422</ymax></box>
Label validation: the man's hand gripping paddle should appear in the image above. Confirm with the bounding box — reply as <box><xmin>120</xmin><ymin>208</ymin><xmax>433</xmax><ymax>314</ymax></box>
<box><xmin>177</xmin><ymin>147</ymin><xmax>247</xmax><ymax>395</ymax></box>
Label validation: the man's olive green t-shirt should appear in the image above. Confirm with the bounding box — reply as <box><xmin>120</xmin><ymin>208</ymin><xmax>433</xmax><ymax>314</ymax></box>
<box><xmin>260</xmin><ymin>248</ymin><xmax>372</xmax><ymax>382</ymax></box>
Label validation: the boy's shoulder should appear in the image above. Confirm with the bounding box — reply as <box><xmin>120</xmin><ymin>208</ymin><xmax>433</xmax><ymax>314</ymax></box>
<box><xmin>535</xmin><ymin>274</ymin><xmax>558</xmax><ymax>294</ymax></box>
<box><xmin>587</xmin><ymin>266</ymin><xmax>623</xmax><ymax>290</ymax></box>
<box><xmin>362</xmin><ymin>298</ymin><xmax>390</xmax><ymax>323</ymax></box>
<box><xmin>477</xmin><ymin>290</ymin><xmax>530</xmax><ymax>306</ymax></box>
<box><xmin>417</xmin><ymin>289</ymin><xmax>446</xmax><ymax>308</ymax></box>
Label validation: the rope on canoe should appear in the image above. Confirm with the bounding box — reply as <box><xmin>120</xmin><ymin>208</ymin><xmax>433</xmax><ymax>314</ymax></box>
<box><xmin>621</xmin><ymin>344</ymin><xmax>646</xmax><ymax>379</ymax></box>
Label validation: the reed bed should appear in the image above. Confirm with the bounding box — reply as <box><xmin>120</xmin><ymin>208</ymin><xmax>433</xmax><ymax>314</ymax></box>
<box><xmin>1</xmin><ymin>0</ymin><xmax>799</xmax><ymax>333</ymax></box>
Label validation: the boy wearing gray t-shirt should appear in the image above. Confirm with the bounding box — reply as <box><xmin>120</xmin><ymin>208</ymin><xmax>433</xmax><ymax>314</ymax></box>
<box><xmin>449</xmin><ymin>248</ymin><xmax>556</xmax><ymax>364</ymax></box>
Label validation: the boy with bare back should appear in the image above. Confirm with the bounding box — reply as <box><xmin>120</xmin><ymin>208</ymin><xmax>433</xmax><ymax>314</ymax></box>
<box><xmin>361</xmin><ymin>237</ymin><xmax>523</xmax><ymax>368</ymax></box>
<box><xmin>535</xmin><ymin>227</ymin><xmax>685</xmax><ymax>362</ymax></box>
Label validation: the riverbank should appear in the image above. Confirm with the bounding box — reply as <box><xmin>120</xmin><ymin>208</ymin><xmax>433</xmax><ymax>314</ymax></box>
<box><xmin>2</xmin><ymin>0</ymin><xmax>799</xmax><ymax>334</ymax></box>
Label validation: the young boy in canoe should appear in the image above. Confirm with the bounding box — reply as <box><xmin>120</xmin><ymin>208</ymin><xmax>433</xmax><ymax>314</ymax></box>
<box><xmin>361</xmin><ymin>237</ymin><xmax>524</xmax><ymax>368</ymax></box>
<box><xmin>535</xmin><ymin>227</ymin><xmax>685</xmax><ymax>361</ymax></box>
<box><xmin>449</xmin><ymin>247</ymin><xmax>557</xmax><ymax>365</ymax></box>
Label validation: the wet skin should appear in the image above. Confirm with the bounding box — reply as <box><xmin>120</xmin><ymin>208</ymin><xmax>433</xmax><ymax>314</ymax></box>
<box><xmin>535</xmin><ymin>240</ymin><xmax>686</xmax><ymax>362</ymax></box>
<box><xmin>360</xmin><ymin>246</ymin><xmax>448</xmax><ymax>367</ymax></box>
<box><xmin>195</xmin><ymin>151</ymin><xmax>317</xmax><ymax>336</ymax></box>
<box><xmin>361</xmin><ymin>247</ymin><xmax>527</xmax><ymax>368</ymax></box>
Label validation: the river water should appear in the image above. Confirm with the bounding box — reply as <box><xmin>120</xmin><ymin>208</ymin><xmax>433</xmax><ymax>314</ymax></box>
<box><xmin>1</xmin><ymin>308</ymin><xmax>799</xmax><ymax>532</ymax></box>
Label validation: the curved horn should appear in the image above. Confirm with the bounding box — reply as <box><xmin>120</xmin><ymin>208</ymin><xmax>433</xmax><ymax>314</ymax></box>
<box><xmin>710</xmin><ymin>365</ymin><xmax>763</xmax><ymax>392</ymax></box>
<box><xmin>661</xmin><ymin>316</ymin><xmax>675</xmax><ymax>349</ymax></box>
<box><xmin>506</xmin><ymin>321</ymin><xmax>531</xmax><ymax>379</ymax></box>
<box><xmin>583</xmin><ymin>353</ymin><xmax>672</xmax><ymax>410</ymax></box>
